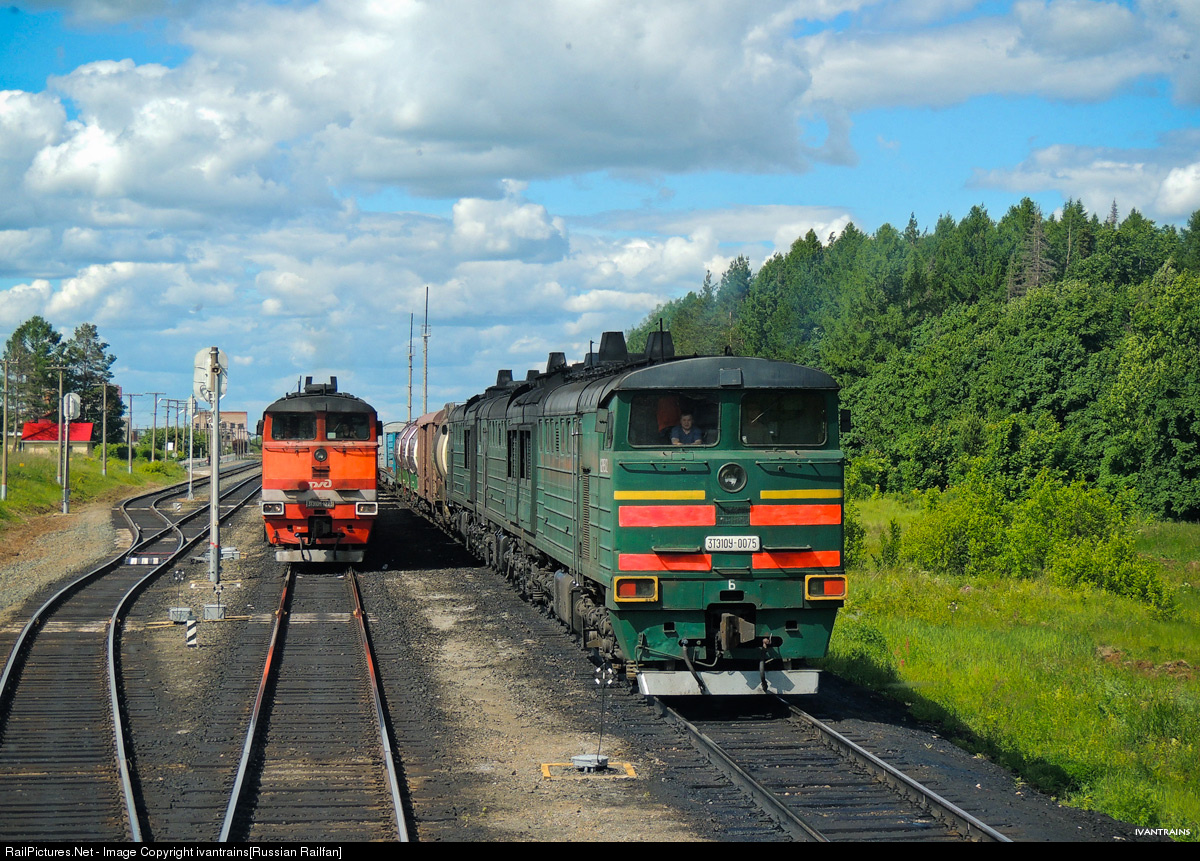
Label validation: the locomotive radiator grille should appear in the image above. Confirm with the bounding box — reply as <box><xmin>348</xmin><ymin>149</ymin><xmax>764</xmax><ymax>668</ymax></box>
<box><xmin>715</xmin><ymin>502</ymin><xmax>750</xmax><ymax>526</ymax></box>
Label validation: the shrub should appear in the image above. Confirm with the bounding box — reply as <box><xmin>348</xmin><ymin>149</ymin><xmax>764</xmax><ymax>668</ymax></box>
<box><xmin>903</xmin><ymin>476</ymin><xmax>1008</xmax><ymax>578</ymax></box>
<box><xmin>1046</xmin><ymin>533</ymin><xmax>1175</xmax><ymax>611</ymax></box>
<box><xmin>904</xmin><ymin>468</ymin><xmax>1174</xmax><ymax>609</ymax></box>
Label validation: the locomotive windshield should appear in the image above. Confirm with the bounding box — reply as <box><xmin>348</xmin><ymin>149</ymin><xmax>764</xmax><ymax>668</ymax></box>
<box><xmin>627</xmin><ymin>392</ymin><xmax>720</xmax><ymax>447</ymax></box>
<box><xmin>270</xmin><ymin>413</ymin><xmax>316</xmax><ymax>440</ymax></box>
<box><xmin>326</xmin><ymin>412</ymin><xmax>372</xmax><ymax>441</ymax></box>
<box><xmin>739</xmin><ymin>390</ymin><xmax>826</xmax><ymax>446</ymax></box>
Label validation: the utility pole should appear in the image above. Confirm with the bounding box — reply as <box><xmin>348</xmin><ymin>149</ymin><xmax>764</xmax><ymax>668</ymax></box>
<box><xmin>126</xmin><ymin>393</ymin><xmax>143</xmax><ymax>474</ymax></box>
<box><xmin>100</xmin><ymin>382</ymin><xmax>108</xmax><ymax>477</ymax></box>
<box><xmin>147</xmin><ymin>392</ymin><xmax>164</xmax><ymax>463</ymax></box>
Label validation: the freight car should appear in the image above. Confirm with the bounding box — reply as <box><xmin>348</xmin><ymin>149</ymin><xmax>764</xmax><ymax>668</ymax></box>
<box><xmin>379</xmin><ymin>420</ymin><xmax>407</xmax><ymax>490</ymax></box>
<box><xmin>403</xmin><ymin>332</ymin><xmax>847</xmax><ymax>696</ymax></box>
<box><xmin>260</xmin><ymin>377</ymin><xmax>380</xmax><ymax>562</ymax></box>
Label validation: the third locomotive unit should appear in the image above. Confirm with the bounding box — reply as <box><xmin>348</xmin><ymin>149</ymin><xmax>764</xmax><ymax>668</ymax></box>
<box><xmin>387</xmin><ymin>331</ymin><xmax>848</xmax><ymax>696</ymax></box>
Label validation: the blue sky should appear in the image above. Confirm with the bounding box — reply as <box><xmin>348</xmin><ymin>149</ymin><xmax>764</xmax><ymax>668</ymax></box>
<box><xmin>1</xmin><ymin>1</ymin><xmax>1198</xmax><ymax>428</ymax></box>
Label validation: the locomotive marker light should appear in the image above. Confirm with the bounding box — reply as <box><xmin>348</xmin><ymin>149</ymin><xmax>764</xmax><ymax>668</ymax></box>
<box><xmin>804</xmin><ymin>575</ymin><xmax>847</xmax><ymax>600</ymax></box>
<box><xmin>194</xmin><ymin>347</ymin><xmax>228</xmax><ymax>592</ymax></box>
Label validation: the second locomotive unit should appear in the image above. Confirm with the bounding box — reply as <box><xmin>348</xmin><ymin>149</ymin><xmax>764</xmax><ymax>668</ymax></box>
<box><xmin>260</xmin><ymin>377</ymin><xmax>380</xmax><ymax>562</ymax></box>
<box><xmin>396</xmin><ymin>332</ymin><xmax>847</xmax><ymax>696</ymax></box>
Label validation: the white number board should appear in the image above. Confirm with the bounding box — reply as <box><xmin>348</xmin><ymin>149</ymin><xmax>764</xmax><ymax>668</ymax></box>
<box><xmin>704</xmin><ymin>535</ymin><xmax>761</xmax><ymax>552</ymax></box>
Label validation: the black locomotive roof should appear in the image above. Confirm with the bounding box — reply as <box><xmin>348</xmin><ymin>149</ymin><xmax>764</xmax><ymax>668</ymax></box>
<box><xmin>611</xmin><ymin>356</ymin><xmax>838</xmax><ymax>392</ymax></box>
<box><xmin>264</xmin><ymin>390</ymin><xmax>376</xmax><ymax>415</ymax></box>
<box><xmin>537</xmin><ymin>355</ymin><xmax>838</xmax><ymax>417</ymax></box>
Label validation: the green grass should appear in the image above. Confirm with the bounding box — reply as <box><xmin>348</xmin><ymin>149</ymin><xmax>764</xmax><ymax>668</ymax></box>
<box><xmin>0</xmin><ymin>449</ymin><xmax>187</xmax><ymax>536</ymax></box>
<box><xmin>825</xmin><ymin>495</ymin><xmax>1200</xmax><ymax>839</ymax></box>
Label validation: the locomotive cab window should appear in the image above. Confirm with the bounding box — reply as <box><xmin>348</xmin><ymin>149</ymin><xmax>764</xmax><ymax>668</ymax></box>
<box><xmin>270</xmin><ymin>413</ymin><xmax>316</xmax><ymax>440</ymax></box>
<box><xmin>627</xmin><ymin>392</ymin><xmax>720</xmax><ymax>447</ymax></box>
<box><xmin>739</xmin><ymin>391</ymin><xmax>827</xmax><ymax>447</ymax></box>
<box><xmin>325</xmin><ymin>412</ymin><xmax>371</xmax><ymax>440</ymax></box>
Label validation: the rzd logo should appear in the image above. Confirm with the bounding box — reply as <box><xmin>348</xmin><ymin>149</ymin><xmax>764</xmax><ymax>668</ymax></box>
<box><xmin>310</xmin><ymin>479</ymin><xmax>333</xmax><ymax>489</ymax></box>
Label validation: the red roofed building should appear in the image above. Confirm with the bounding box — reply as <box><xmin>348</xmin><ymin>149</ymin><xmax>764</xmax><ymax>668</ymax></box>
<box><xmin>21</xmin><ymin>421</ymin><xmax>96</xmax><ymax>455</ymax></box>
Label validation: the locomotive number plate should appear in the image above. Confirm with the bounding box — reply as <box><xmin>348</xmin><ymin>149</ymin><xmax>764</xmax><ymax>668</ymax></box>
<box><xmin>306</xmin><ymin>498</ymin><xmax>335</xmax><ymax>509</ymax></box>
<box><xmin>704</xmin><ymin>535</ymin><xmax>760</xmax><ymax>552</ymax></box>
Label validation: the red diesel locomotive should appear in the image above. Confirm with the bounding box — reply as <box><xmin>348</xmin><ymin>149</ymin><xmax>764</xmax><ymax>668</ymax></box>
<box><xmin>260</xmin><ymin>377</ymin><xmax>380</xmax><ymax>562</ymax></box>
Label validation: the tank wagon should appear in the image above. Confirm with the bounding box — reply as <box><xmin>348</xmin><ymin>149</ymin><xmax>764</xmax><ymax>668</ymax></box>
<box><xmin>389</xmin><ymin>406</ymin><xmax>452</xmax><ymax>516</ymax></box>
<box><xmin>401</xmin><ymin>332</ymin><xmax>848</xmax><ymax>695</ymax></box>
<box><xmin>260</xmin><ymin>377</ymin><xmax>381</xmax><ymax>562</ymax></box>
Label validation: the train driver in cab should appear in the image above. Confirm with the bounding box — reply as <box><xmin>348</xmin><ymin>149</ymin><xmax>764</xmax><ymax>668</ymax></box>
<box><xmin>671</xmin><ymin>412</ymin><xmax>704</xmax><ymax>445</ymax></box>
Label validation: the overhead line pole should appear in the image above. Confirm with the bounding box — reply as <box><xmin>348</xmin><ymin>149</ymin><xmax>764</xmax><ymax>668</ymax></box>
<box><xmin>422</xmin><ymin>285</ymin><xmax>430</xmax><ymax>416</ymax></box>
<box><xmin>407</xmin><ymin>312</ymin><xmax>414</xmax><ymax>423</ymax></box>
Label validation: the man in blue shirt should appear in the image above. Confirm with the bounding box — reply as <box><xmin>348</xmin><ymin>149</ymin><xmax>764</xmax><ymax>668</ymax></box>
<box><xmin>671</xmin><ymin>413</ymin><xmax>704</xmax><ymax>445</ymax></box>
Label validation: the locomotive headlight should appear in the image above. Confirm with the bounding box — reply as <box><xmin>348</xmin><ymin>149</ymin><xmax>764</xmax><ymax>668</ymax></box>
<box><xmin>261</xmin><ymin>502</ymin><xmax>284</xmax><ymax>516</ymax></box>
<box><xmin>355</xmin><ymin>502</ymin><xmax>378</xmax><ymax>516</ymax></box>
<box><xmin>717</xmin><ymin>462</ymin><xmax>747</xmax><ymax>493</ymax></box>
<box><xmin>313</xmin><ymin>447</ymin><xmax>328</xmax><ymax>462</ymax></box>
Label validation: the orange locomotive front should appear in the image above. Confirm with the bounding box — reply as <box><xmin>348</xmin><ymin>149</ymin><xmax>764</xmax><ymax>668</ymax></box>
<box><xmin>260</xmin><ymin>377</ymin><xmax>380</xmax><ymax>562</ymax></box>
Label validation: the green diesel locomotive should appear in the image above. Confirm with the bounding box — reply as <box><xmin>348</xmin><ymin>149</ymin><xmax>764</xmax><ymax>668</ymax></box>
<box><xmin>413</xmin><ymin>331</ymin><xmax>847</xmax><ymax>696</ymax></box>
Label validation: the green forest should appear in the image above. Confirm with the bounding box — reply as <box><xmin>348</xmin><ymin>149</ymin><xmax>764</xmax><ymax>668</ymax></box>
<box><xmin>630</xmin><ymin>199</ymin><xmax>1200</xmax><ymax>522</ymax></box>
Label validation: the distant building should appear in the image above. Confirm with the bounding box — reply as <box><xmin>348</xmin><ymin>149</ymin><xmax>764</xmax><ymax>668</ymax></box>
<box><xmin>193</xmin><ymin>409</ymin><xmax>250</xmax><ymax>456</ymax></box>
<box><xmin>21</xmin><ymin>421</ymin><xmax>95</xmax><ymax>455</ymax></box>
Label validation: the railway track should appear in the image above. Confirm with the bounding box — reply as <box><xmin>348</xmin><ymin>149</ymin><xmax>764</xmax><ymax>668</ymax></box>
<box><xmin>0</xmin><ymin>467</ymin><xmax>262</xmax><ymax>842</ymax></box>
<box><xmin>220</xmin><ymin>565</ymin><xmax>409</xmax><ymax>842</ymax></box>
<box><xmin>657</xmin><ymin>695</ymin><xmax>1012</xmax><ymax>842</ymax></box>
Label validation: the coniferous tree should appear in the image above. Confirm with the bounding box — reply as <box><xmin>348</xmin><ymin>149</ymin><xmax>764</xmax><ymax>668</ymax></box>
<box><xmin>1009</xmin><ymin>217</ymin><xmax>1057</xmax><ymax>300</ymax></box>
<box><xmin>62</xmin><ymin>322</ymin><xmax>124</xmax><ymax>443</ymax></box>
<box><xmin>3</xmin><ymin>316</ymin><xmax>64</xmax><ymax>438</ymax></box>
